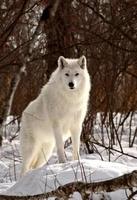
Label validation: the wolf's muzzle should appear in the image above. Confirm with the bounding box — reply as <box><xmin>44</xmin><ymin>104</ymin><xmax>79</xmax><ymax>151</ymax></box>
<box><xmin>69</xmin><ymin>82</ymin><xmax>74</xmax><ymax>89</ymax></box>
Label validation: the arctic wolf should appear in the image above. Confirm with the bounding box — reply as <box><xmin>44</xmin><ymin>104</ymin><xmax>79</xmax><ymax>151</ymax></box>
<box><xmin>20</xmin><ymin>55</ymin><xmax>91</xmax><ymax>175</ymax></box>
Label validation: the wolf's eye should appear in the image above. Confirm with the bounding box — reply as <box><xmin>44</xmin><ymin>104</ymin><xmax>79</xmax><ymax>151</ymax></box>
<box><xmin>75</xmin><ymin>73</ymin><xmax>79</xmax><ymax>76</ymax></box>
<box><xmin>65</xmin><ymin>73</ymin><xmax>69</xmax><ymax>76</ymax></box>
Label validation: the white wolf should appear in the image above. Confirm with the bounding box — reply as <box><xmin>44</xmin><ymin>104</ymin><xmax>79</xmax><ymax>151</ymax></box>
<box><xmin>20</xmin><ymin>55</ymin><xmax>91</xmax><ymax>175</ymax></box>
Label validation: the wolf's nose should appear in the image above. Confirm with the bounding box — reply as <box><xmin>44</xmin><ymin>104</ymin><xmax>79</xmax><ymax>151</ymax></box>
<box><xmin>69</xmin><ymin>82</ymin><xmax>74</xmax><ymax>89</ymax></box>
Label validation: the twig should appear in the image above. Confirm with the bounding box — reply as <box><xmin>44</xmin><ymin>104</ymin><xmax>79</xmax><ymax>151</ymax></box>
<box><xmin>93</xmin><ymin>140</ymin><xmax>137</xmax><ymax>160</ymax></box>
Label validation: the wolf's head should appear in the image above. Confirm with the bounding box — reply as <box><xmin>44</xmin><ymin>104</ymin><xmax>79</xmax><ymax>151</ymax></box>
<box><xmin>58</xmin><ymin>55</ymin><xmax>88</xmax><ymax>91</ymax></box>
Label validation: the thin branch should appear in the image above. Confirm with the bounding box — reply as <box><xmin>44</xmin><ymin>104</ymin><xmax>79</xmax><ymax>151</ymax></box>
<box><xmin>93</xmin><ymin>140</ymin><xmax>137</xmax><ymax>160</ymax></box>
<box><xmin>128</xmin><ymin>190</ymin><xmax>137</xmax><ymax>200</ymax></box>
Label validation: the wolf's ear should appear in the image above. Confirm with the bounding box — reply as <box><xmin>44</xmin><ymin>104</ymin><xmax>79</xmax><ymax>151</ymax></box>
<box><xmin>78</xmin><ymin>55</ymin><xmax>87</xmax><ymax>69</ymax></box>
<box><xmin>58</xmin><ymin>56</ymin><xmax>68</xmax><ymax>69</ymax></box>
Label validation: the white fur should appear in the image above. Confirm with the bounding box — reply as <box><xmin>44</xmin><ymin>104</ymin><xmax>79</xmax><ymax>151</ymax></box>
<box><xmin>20</xmin><ymin>56</ymin><xmax>91</xmax><ymax>175</ymax></box>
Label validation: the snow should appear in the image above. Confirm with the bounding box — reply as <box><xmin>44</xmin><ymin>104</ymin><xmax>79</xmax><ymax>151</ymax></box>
<box><xmin>0</xmin><ymin>114</ymin><xmax>137</xmax><ymax>199</ymax></box>
<box><xmin>1</xmin><ymin>159</ymin><xmax>136</xmax><ymax>199</ymax></box>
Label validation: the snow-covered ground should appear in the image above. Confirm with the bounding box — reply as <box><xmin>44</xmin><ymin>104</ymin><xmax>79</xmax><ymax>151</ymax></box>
<box><xmin>0</xmin><ymin>114</ymin><xmax>137</xmax><ymax>199</ymax></box>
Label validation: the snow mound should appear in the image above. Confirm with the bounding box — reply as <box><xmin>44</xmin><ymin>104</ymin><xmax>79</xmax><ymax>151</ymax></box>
<box><xmin>3</xmin><ymin>159</ymin><xmax>136</xmax><ymax>197</ymax></box>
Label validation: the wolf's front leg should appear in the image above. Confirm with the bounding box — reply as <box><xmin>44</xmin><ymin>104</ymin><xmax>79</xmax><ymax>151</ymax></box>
<box><xmin>71</xmin><ymin>126</ymin><xmax>82</xmax><ymax>160</ymax></box>
<box><xmin>54</xmin><ymin>123</ymin><xmax>66</xmax><ymax>163</ymax></box>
